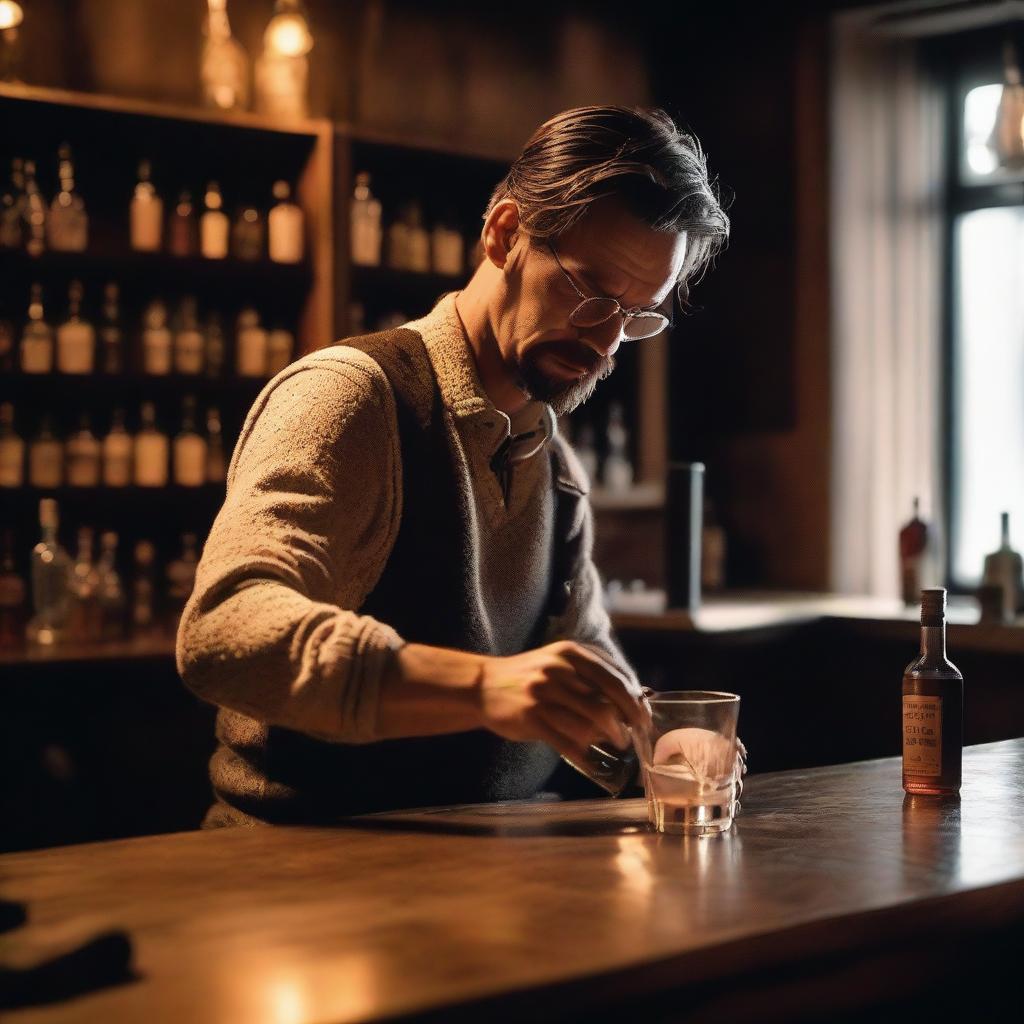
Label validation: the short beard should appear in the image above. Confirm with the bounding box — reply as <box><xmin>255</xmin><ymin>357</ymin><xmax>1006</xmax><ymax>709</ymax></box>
<box><xmin>515</xmin><ymin>352</ymin><xmax>616</xmax><ymax>417</ymax></box>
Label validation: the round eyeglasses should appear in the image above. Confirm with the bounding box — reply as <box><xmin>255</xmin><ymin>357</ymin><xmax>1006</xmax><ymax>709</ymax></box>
<box><xmin>545</xmin><ymin>239</ymin><xmax>674</xmax><ymax>341</ymax></box>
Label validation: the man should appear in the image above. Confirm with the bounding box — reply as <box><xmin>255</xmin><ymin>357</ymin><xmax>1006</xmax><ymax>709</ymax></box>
<box><xmin>176</xmin><ymin>105</ymin><xmax>730</xmax><ymax>827</ymax></box>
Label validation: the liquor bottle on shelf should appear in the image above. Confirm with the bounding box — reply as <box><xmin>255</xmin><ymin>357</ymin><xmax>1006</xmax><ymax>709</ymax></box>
<box><xmin>574</xmin><ymin>421</ymin><xmax>599</xmax><ymax>485</ymax></box>
<box><xmin>348</xmin><ymin>301</ymin><xmax>365</xmax><ymax>336</ymax></box>
<box><xmin>602</xmin><ymin>402</ymin><xmax>634</xmax><ymax>493</ymax></box>
<box><xmin>29</xmin><ymin>415</ymin><xmax>63</xmax><ymax>488</ymax></box>
<box><xmin>981</xmin><ymin>512</ymin><xmax>1024</xmax><ymax>622</ymax></box>
<box><xmin>386</xmin><ymin>206</ymin><xmax>409</xmax><ymax>271</ymax></box>
<box><xmin>431</xmin><ymin>211</ymin><xmax>464</xmax><ymax>277</ymax></box>
<box><xmin>169</xmin><ymin>190</ymin><xmax>198</xmax><ymax>257</ymax></box>
<box><xmin>0</xmin><ymin>317</ymin><xmax>14</xmax><ymax>372</ymax></box>
<box><xmin>200</xmin><ymin>181</ymin><xmax>229</xmax><ymax>259</ymax></box>
<box><xmin>103</xmin><ymin>408</ymin><xmax>133</xmax><ymax>488</ymax></box>
<box><xmin>350</xmin><ymin>172</ymin><xmax>382</xmax><ymax>267</ymax></box>
<box><xmin>131</xmin><ymin>539</ymin><xmax>159</xmax><ymax>637</ymax></box>
<box><xmin>100</xmin><ymin>282</ymin><xmax>124</xmax><ymax>374</ymax></box>
<box><xmin>0</xmin><ymin>529</ymin><xmax>28</xmax><ymax>652</ymax></box>
<box><xmin>166</xmin><ymin>532</ymin><xmax>199</xmax><ymax>634</ymax></box>
<box><xmin>20</xmin><ymin>283</ymin><xmax>54</xmax><ymax>374</ymax></box>
<box><xmin>232</xmin><ymin>206</ymin><xmax>264</xmax><ymax>261</ymax></box>
<box><xmin>174</xmin><ymin>295</ymin><xmax>205</xmax><ymax>375</ymax></box>
<box><xmin>899</xmin><ymin>497</ymin><xmax>930</xmax><ymax>606</ymax></box>
<box><xmin>205</xmin><ymin>406</ymin><xmax>226</xmax><ymax>483</ymax></box>
<box><xmin>236</xmin><ymin>307</ymin><xmax>267</xmax><ymax>377</ymax></box>
<box><xmin>142</xmin><ymin>298</ymin><xmax>173</xmax><ymax>375</ymax></box>
<box><xmin>0</xmin><ymin>402</ymin><xmax>24</xmax><ymax>488</ymax></box>
<box><xmin>268</xmin><ymin>180</ymin><xmax>303</xmax><ymax>264</ymax></box>
<box><xmin>701</xmin><ymin>498</ymin><xmax>728</xmax><ymax>593</ymax></box>
<box><xmin>902</xmin><ymin>588</ymin><xmax>963</xmax><ymax>796</ymax></box>
<box><xmin>266</xmin><ymin>326</ymin><xmax>294</xmax><ymax>375</ymax></box>
<box><xmin>27</xmin><ymin>498</ymin><xmax>70</xmax><ymax>647</ymax></box>
<box><xmin>22</xmin><ymin>160</ymin><xmax>46</xmax><ymax>258</ymax></box>
<box><xmin>47</xmin><ymin>143</ymin><xmax>88</xmax><ymax>253</ymax></box>
<box><xmin>134</xmin><ymin>401</ymin><xmax>169</xmax><ymax>488</ymax></box>
<box><xmin>66</xmin><ymin>412</ymin><xmax>102</xmax><ymax>487</ymax></box>
<box><xmin>174</xmin><ymin>395</ymin><xmax>207</xmax><ymax>487</ymax></box>
<box><xmin>405</xmin><ymin>202</ymin><xmax>430</xmax><ymax>273</ymax></box>
<box><xmin>56</xmin><ymin>280</ymin><xmax>96</xmax><ymax>374</ymax></box>
<box><xmin>130</xmin><ymin>159</ymin><xmax>163</xmax><ymax>252</ymax></box>
<box><xmin>200</xmin><ymin>0</ymin><xmax>251</xmax><ymax>112</ymax></box>
<box><xmin>204</xmin><ymin>312</ymin><xmax>226</xmax><ymax>378</ymax></box>
<box><xmin>68</xmin><ymin>526</ymin><xmax>101</xmax><ymax>642</ymax></box>
<box><xmin>0</xmin><ymin>158</ymin><xmax>25</xmax><ymax>248</ymax></box>
<box><xmin>97</xmin><ymin>531</ymin><xmax>126</xmax><ymax>642</ymax></box>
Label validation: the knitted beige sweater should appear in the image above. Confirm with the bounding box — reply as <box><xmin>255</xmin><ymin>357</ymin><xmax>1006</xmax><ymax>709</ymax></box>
<box><xmin>176</xmin><ymin>292</ymin><xmax>635</xmax><ymax>752</ymax></box>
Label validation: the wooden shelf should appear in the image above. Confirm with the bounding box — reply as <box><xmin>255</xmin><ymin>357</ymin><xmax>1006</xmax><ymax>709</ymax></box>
<box><xmin>340</xmin><ymin>122</ymin><xmax>513</xmax><ymax>164</ymax></box>
<box><xmin>0</xmin><ymin>371</ymin><xmax>270</xmax><ymax>395</ymax></box>
<box><xmin>590</xmin><ymin>482</ymin><xmax>665</xmax><ymax>511</ymax></box>
<box><xmin>0</xmin><ymin>632</ymin><xmax>177</xmax><ymax>668</ymax></box>
<box><xmin>1</xmin><ymin>484</ymin><xmax>226</xmax><ymax>499</ymax></box>
<box><xmin>0</xmin><ymin>81</ymin><xmax>329</xmax><ymax>139</ymax></box>
<box><xmin>0</xmin><ymin>246</ymin><xmax>313</xmax><ymax>290</ymax></box>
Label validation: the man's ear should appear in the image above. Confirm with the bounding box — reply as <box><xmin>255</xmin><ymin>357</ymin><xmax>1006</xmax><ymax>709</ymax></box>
<box><xmin>481</xmin><ymin>199</ymin><xmax>521</xmax><ymax>270</ymax></box>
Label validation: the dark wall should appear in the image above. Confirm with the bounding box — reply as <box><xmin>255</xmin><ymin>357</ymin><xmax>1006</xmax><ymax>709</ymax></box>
<box><xmin>648</xmin><ymin>9</ymin><xmax>833</xmax><ymax>590</ymax></box>
<box><xmin>14</xmin><ymin>0</ymin><xmax>652</xmax><ymax>154</ymax></box>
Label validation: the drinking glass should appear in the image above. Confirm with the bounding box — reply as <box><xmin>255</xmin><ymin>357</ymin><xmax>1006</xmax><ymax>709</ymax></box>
<box><xmin>633</xmin><ymin>690</ymin><xmax>741</xmax><ymax>835</ymax></box>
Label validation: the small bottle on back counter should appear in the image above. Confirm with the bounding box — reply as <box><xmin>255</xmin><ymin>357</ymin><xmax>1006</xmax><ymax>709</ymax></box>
<box><xmin>902</xmin><ymin>588</ymin><xmax>963</xmax><ymax>795</ymax></box>
<box><xmin>899</xmin><ymin>497</ymin><xmax>929</xmax><ymax>606</ymax></box>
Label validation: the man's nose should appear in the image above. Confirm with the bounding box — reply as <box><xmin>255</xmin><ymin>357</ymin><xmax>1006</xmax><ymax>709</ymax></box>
<box><xmin>580</xmin><ymin>317</ymin><xmax>624</xmax><ymax>358</ymax></box>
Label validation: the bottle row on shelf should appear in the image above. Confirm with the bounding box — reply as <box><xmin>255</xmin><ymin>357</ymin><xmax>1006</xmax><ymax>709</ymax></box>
<box><xmin>0</xmin><ymin>281</ymin><xmax>294</xmax><ymax>378</ymax></box>
<box><xmin>0</xmin><ymin>399</ymin><xmax>228</xmax><ymax>490</ymax></box>
<box><xmin>900</xmin><ymin>501</ymin><xmax>1024</xmax><ymax>622</ymax></box>
<box><xmin>0</xmin><ymin>501</ymin><xmax>198</xmax><ymax>652</ymax></box>
<box><xmin>570</xmin><ymin>401</ymin><xmax>636</xmax><ymax>493</ymax></box>
<box><xmin>350</xmin><ymin>172</ymin><xmax>475</xmax><ymax>276</ymax></box>
<box><xmin>0</xmin><ymin>152</ymin><xmax>305</xmax><ymax>264</ymax></box>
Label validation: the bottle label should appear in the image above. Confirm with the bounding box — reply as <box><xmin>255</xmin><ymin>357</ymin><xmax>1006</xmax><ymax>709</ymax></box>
<box><xmin>903</xmin><ymin>695</ymin><xmax>942</xmax><ymax>776</ymax></box>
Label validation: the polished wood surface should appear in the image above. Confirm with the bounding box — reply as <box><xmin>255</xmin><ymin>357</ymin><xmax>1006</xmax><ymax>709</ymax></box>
<box><xmin>3</xmin><ymin>741</ymin><xmax>1023</xmax><ymax>1022</ymax></box>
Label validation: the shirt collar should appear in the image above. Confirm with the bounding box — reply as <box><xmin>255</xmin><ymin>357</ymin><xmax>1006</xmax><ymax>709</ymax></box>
<box><xmin>407</xmin><ymin>291</ymin><xmax>555</xmax><ymax>463</ymax></box>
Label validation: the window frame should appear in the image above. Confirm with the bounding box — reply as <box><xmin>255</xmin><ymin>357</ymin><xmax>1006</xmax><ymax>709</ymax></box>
<box><xmin>940</xmin><ymin>38</ymin><xmax>1024</xmax><ymax>592</ymax></box>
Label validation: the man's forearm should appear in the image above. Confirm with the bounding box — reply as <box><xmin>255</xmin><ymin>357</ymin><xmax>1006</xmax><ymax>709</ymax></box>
<box><xmin>375</xmin><ymin>643</ymin><xmax>486</xmax><ymax>739</ymax></box>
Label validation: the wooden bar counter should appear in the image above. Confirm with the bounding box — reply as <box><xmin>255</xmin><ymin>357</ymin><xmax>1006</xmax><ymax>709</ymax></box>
<box><xmin>3</xmin><ymin>741</ymin><xmax>1024</xmax><ymax>1022</ymax></box>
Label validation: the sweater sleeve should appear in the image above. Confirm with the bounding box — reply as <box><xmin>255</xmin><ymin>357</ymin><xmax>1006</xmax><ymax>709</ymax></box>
<box><xmin>175</xmin><ymin>355</ymin><xmax>404</xmax><ymax>744</ymax></box>
<box><xmin>553</xmin><ymin>494</ymin><xmax>641</xmax><ymax>691</ymax></box>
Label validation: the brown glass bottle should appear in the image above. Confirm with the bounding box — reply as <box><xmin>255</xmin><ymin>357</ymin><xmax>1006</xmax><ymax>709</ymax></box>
<box><xmin>902</xmin><ymin>588</ymin><xmax>963</xmax><ymax>795</ymax></box>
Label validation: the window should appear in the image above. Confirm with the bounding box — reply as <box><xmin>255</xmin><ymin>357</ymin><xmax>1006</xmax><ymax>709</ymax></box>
<box><xmin>948</xmin><ymin>60</ymin><xmax>1024</xmax><ymax>587</ymax></box>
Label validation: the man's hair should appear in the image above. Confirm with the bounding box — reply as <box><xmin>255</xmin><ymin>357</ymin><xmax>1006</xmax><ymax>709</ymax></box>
<box><xmin>484</xmin><ymin>105</ymin><xmax>730</xmax><ymax>305</ymax></box>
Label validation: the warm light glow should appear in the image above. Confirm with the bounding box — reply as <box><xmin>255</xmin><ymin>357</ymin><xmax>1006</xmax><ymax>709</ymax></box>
<box><xmin>964</xmin><ymin>84</ymin><xmax>1001</xmax><ymax>177</ymax></box>
<box><xmin>953</xmin><ymin>207</ymin><xmax>1024</xmax><ymax>583</ymax></box>
<box><xmin>0</xmin><ymin>1</ymin><xmax>23</xmax><ymax>30</ymax></box>
<box><xmin>264</xmin><ymin>7</ymin><xmax>313</xmax><ymax>57</ymax></box>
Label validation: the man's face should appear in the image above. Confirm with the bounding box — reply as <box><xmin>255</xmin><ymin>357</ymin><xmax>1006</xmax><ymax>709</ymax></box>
<box><xmin>494</xmin><ymin>198</ymin><xmax>688</xmax><ymax>416</ymax></box>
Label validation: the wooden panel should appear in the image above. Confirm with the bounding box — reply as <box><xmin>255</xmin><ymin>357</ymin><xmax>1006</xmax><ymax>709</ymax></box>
<box><xmin>1</xmin><ymin>742</ymin><xmax>1022</xmax><ymax>1021</ymax></box>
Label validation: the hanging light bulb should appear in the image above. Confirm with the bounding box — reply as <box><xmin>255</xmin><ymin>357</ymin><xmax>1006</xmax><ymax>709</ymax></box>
<box><xmin>264</xmin><ymin>0</ymin><xmax>313</xmax><ymax>58</ymax></box>
<box><xmin>255</xmin><ymin>0</ymin><xmax>314</xmax><ymax>120</ymax></box>
<box><xmin>991</xmin><ymin>40</ymin><xmax>1024</xmax><ymax>170</ymax></box>
<box><xmin>0</xmin><ymin>0</ymin><xmax>23</xmax><ymax>83</ymax></box>
<box><xmin>0</xmin><ymin>2</ymin><xmax>23</xmax><ymax>31</ymax></box>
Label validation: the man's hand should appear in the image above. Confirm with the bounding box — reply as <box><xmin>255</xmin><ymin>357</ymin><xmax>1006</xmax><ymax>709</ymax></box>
<box><xmin>478</xmin><ymin>640</ymin><xmax>649</xmax><ymax>766</ymax></box>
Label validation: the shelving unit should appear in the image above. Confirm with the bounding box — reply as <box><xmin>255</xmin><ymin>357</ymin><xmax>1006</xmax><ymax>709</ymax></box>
<box><xmin>0</xmin><ymin>83</ymin><xmax>334</xmax><ymax>661</ymax></box>
<box><xmin>1</xmin><ymin>84</ymin><xmax>670</xmax><ymax>665</ymax></box>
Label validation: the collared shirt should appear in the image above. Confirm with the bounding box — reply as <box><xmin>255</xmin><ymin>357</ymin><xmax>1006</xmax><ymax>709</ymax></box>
<box><xmin>411</xmin><ymin>292</ymin><xmax>556</xmax><ymax>655</ymax></box>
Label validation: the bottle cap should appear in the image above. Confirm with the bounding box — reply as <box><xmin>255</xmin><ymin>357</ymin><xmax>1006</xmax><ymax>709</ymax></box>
<box><xmin>921</xmin><ymin>587</ymin><xmax>946</xmax><ymax>626</ymax></box>
<box><xmin>272</xmin><ymin>180</ymin><xmax>290</xmax><ymax>200</ymax></box>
